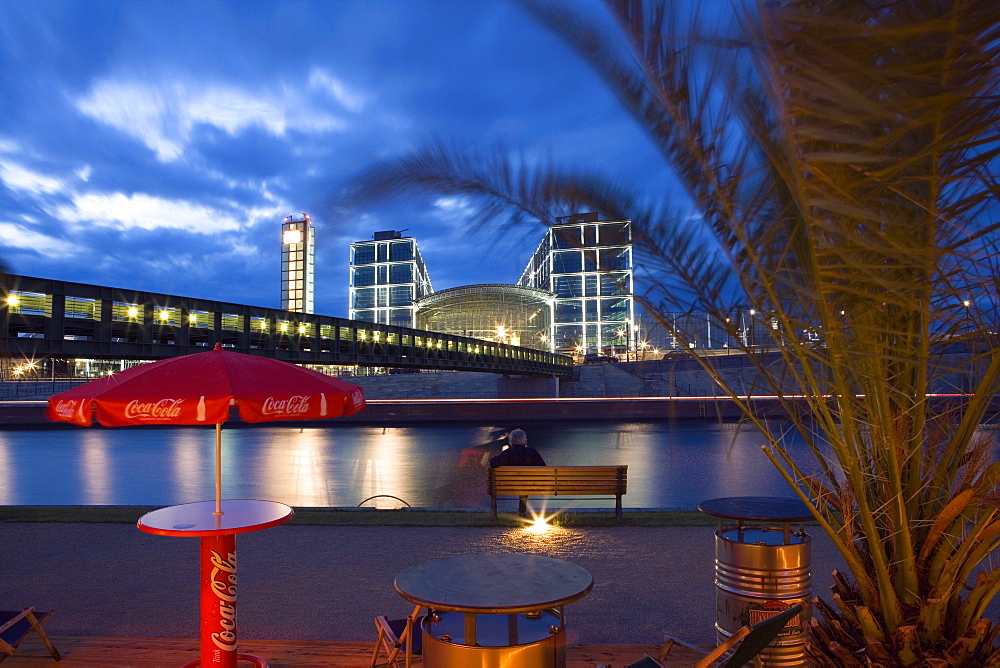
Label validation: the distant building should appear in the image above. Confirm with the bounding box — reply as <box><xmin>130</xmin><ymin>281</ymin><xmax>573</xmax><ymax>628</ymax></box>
<box><xmin>415</xmin><ymin>284</ymin><xmax>554</xmax><ymax>350</ymax></box>
<box><xmin>346</xmin><ymin>215</ymin><xmax>634</xmax><ymax>355</ymax></box>
<box><xmin>349</xmin><ymin>230</ymin><xmax>433</xmax><ymax>327</ymax></box>
<box><xmin>518</xmin><ymin>213</ymin><xmax>634</xmax><ymax>355</ymax></box>
<box><xmin>280</xmin><ymin>213</ymin><xmax>315</xmax><ymax>313</ymax></box>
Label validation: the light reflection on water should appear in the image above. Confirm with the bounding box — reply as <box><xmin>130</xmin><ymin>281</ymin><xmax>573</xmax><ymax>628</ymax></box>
<box><xmin>0</xmin><ymin>421</ymin><xmax>817</xmax><ymax>510</ymax></box>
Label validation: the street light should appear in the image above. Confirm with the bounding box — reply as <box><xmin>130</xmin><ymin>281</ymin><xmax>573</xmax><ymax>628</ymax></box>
<box><xmin>615</xmin><ymin>328</ymin><xmax>627</xmax><ymax>360</ymax></box>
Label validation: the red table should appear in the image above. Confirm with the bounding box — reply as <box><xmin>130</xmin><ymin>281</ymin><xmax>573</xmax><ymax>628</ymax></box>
<box><xmin>138</xmin><ymin>499</ymin><xmax>294</xmax><ymax>668</ymax></box>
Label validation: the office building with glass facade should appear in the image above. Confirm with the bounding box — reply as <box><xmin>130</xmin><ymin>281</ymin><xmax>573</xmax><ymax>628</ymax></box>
<box><xmin>349</xmin><ymin>230</ymin><xmax>433</xmax><ymax>328</ymax></box>
<box><xmin>280</xmin><ymin>213</ymin><xmax>315</xmax><ymax>313</ymax></box>
<box><xmin>415</xmin><ymin>284</ymin><xmax>554</xmax><ymax>351</ymax></box>
<box><xmin>518</xmin><ymin>213</ymin><xmax>633</xmax><ymax>355</ymax></box>
<box><xmin>347</xmin><ymin>215</ymin><xmax>633</xmax><ymax>356</ymax></box>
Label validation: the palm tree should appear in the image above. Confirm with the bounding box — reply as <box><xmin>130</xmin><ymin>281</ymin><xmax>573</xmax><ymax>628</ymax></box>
<box><xmin>350</xmin><ymin>1</ymin><xmax>1000</xmax><ymax>664</ymax></box>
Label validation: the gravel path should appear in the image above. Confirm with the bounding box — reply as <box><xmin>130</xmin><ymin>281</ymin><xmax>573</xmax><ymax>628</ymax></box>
<box><xmin>0</xmin><ymin>522</ymin><xmax>854</xmax><ymax>645</ymax></box>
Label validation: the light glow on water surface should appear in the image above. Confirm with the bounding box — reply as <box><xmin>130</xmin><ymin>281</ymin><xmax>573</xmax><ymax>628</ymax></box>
<box><xmin>0</xmin><ymin>422</ymin><xmax>826</xmax><ymax>509</ymax></box>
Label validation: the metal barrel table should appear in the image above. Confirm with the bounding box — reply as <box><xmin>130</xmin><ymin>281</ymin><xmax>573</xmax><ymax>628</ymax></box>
<box><xmin>394</xmin><ymin>553</ymin><xmax>593</xmax><ymax>668</ymax></box>
<box><xmin>699</xmin><ymin>497</ymin><xmax>812</xmax><ymax>667</ymax></box>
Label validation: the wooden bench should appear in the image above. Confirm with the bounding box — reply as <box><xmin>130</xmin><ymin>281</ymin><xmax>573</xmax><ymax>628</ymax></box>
<box><xmin>487</xmin><ymin>466</ymin><xmax>628</xmax><ymax>520</ymax></box>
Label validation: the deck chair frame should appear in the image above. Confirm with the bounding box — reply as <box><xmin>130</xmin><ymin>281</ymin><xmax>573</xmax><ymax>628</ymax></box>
<box><xmin>0</xmin><ymin>607</ymin><xmax>61</xmax><ymax>663</ymax></box>
<box><xmin>370</xmin><ymin>604</ymin><xmax>422</xmax><ymax>668</ymax></box>
<box><xmin>655</xmin><ymin>603</ymin><xmax>804</xmax><ymax>668</ymax></box>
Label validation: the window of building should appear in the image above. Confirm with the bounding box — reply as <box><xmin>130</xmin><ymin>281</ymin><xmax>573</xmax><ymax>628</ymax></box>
<box><xmin>585</xmin><ymin>274</ymin><xmax>599</xmax><ymax>296</ymax></box>
<box><xmin>390</xmin><ymin>285</ymin><xmax>412</xmax><ymax>306</ymax></box>
<box><xmin>553</xmin><ymin>275</ymin><xmax>583</xmax><ymax>297</ymax></box>
<box><xmin>552</xmin><ymin>250</ymin><xmax>582</xmax><ymax>274</ymax></box>
<box><xmin>390</xmin><ymin>241</ymin><xmax>414</xmax><ymax>261</ymax></box>
<box><xmin>66</xmin><ymin>296</ymin><xmax>98</xmax><ymax>320</ymax></box>
<box><xmin>583</xmin><ymin>224</ymin><xmax>597</xmax><ymax>247</ymax></box>
<box><xmin>555</xmin><ymin>299</ymin><xmax>583</xmax><ymax>323</ymax></box>
<box><xmin>353</xmin><ymin>288</ymin><xmax>376</xmax><ymax>309</ymax></box>
<box><xmin>377</xmin><ymin>287</ymin><xmax>389</xmax><ymax>308</ymax></box>
<box><xmin>555</xmin><ymin>324</ymin><xmax>583</xmax><ymax>349</ymax></box>
<box><xmin>585</xmin><ymin>299</ymin><xmax>598</xmax><ymax>321</ymax></box>
<box><xmin>552</xmin><ymin>226</ymin><xmax>580</xmax><ymax>249</ymax></box>
<box><xmin>600</xmin><ymin>273</ymin><xmax>629</xmax><ymax>296</ymax></box>
<box><xmin>221</xmin><ymin>313</ymin><xmax>242</xmax><ymax>331</ymax></box>
<box><xmin>353</xmin><ymin>266</ymin><xmax>375</xmax><ymax>287</ymax></box>
<box><xmin>377</xmin><ymin>265</ymin><xmax>388</xmax><ymax>285</ymax></box>
<box><xmin>353</xmin><ymin>244</ymin><xmax>375</xmax><ymax>265</ymax></box>
<box><xmin>390</xmin><ymin>309</ymin><xmax>412</xmax><ymax>327</ymax></box>
<box><xmin>111</xmin><ymin>302</ymin><xmax>142</xmax><ymax>322</ymax></box>
<box><xmin>602</xmin><ymin>247</ymin><xmax>631</xmax><ymax>271</ymax></box>
<box><xmin>598</xmin><ymin>222</ymin><xmax>630</xmax><ymax>246</ymax></box>
<box><xmin>602</xmin><ymin>323</ymin><xmax>626</xmax><ymax>344</ymax></box>
<box><xmin>601</xmin><ymin>298</ymin><xmax>629</xmax><ymax>321</ymax></box>
<box><xmin>390</xmin><ymin>263</ymin><xmax>412</xmax><ymax>284</ymax></box>
<box><xmin>584</xmin><ymin>249</ymin><xmax>599</xmax><ymax>272</ymax></box>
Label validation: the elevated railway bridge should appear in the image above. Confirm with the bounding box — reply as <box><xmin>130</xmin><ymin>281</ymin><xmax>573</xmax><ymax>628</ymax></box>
<box><xmin>0</xmin><ymin>274</ymin><xmax>572</xmax><ymax>379</ymax></box>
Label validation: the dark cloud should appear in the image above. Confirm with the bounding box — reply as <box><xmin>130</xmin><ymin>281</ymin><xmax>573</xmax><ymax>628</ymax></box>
<box><xmin>0</xmin><ymin>0</ymin><xmax>660</xmax><ymax>317</ymax></box>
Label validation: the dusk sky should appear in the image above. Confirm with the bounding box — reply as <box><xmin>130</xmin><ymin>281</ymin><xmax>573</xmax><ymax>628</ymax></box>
<box><xmin>0</xmin><ymin>0</ymin><xmax>668</xmax><ymax>317</ymax></box>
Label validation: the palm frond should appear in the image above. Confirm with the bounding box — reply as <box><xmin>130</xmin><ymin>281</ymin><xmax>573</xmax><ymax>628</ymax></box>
<box><xmin>348</xmin><ymin>0</ymin><xmax>1000</xmax><ymax>662</ymax></box>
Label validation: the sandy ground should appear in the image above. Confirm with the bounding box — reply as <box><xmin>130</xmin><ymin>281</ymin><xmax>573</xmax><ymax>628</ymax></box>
<box><xmin>0</xmin><ymin>521</ymin><xmax>857</xmax><ymax>646</ymax></box>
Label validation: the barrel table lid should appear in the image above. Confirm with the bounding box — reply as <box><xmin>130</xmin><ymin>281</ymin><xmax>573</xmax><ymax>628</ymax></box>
<box><xmin>698</xmin><ymin>496</ymin><xmax>813</xmax><ymax>522</ymax></box>
<box><xmin>395</xmin><ymin>553</ymin><xmax>593</xmax><ymax>614</ymax></box>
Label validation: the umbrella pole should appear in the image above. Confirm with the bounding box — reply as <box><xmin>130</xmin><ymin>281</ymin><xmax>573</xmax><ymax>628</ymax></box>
<box><xmin>214</xmin><ymin>423</ymin><xmax>223</xmax><ymax>516</ymax></box>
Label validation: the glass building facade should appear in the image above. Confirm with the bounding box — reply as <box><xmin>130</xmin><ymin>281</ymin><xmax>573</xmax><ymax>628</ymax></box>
<box><xmin>280</xmin><ymin>213</ymin><xmax>315</xmax><ymax>313</ymax></box>
<box><xmin>415</xmin><ymin>284</ymin><xmax>554</xmax><ymax>351</ymax></box>
<box><xmin>349</xmin><ymin>230</ymin><xmax>433</xmax><ymax>328</ymax></box>
<box><xmin>518</xmin><ymin>213</ymin><xmax>633</xmax><ymax>355</ymax></box>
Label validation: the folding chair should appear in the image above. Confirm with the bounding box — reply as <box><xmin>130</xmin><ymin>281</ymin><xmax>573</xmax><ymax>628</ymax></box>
<box><xmin>0</xmin><ymin>607</ymin><xmax>61</xmax><ymax>663</ymax></box>
<box><xmin>606</xmin><ymin>603</ymin><xmax>803</xmax><ymax>668</ymax></box>
<box><xmin>370</xmin><ymin>605</ymin><xmax>423</xmax><ymax>668</ymax></box>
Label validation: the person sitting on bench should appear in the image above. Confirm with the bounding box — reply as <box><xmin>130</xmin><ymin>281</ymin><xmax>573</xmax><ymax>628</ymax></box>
<box><xmin>489</xmin><ymin>428</ymin><xmax>545</xmax><ymax>516</ymax></box>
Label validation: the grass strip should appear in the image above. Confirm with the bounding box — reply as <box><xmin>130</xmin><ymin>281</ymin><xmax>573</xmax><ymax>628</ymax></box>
<box><xmin>0</xmin><ymin>505</ymin><xmax>715</xmax><ymax>527</ymax></box>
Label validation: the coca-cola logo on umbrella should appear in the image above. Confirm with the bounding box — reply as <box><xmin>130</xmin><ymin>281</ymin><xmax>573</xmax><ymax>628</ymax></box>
<box><xmin>261</xmin><ymin>395</ymin><xmax>312</xmax><ymax>416</ymax></box>
<box><xmin>124</xmin><ymin>398</ymin><xmax>187</xmax><ymax>421</ymax></box>
<box><xmin>51</xmin><ymin>398</ymin><xmax>81</xmax><ymax>420</ymax></box>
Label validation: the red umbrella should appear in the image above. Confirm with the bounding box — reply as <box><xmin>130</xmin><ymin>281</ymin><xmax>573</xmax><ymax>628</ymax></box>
<box><xmin>47</xmin><ymin>343</ymin><xmax>366</xmax><ymax>514</ymax></box>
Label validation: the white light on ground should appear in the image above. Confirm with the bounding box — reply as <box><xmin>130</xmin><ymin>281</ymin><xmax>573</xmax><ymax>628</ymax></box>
<box><xmin>525</xmin><ymin>516</ymin><xmax>551</xmax><ymax>534</ymax></box>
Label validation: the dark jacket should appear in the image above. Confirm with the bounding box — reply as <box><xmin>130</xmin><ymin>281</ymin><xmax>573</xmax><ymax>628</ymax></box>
<box><xmin>489</xmin><ymin>445</ymin><xmax>546</xmax><ymax>468</ymax></box>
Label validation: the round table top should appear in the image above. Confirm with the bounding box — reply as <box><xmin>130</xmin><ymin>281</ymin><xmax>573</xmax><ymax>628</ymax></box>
<box><xmin>698</xmin><ymin>496</ymin><xmax>813</xmax><ymax>522</ymax></box>
<box><xmin>394</xmin><ymin>553</ymin><xmax>593</xmax><ymax>614</ymax></box>
<box><xmin>137</xmin><ymin>499</ymin><xmax>294</xmax><ymax>537</ymax></box>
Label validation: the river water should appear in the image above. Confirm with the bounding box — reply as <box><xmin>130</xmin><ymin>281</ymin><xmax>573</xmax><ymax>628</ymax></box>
<box><xmin>0</xmin><ymin>421</ymin><xmax>815</xmax><ymax>510</ymax></box>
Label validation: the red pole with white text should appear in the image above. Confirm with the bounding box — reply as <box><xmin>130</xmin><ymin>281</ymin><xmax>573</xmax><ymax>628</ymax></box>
<box><xmin>200</xmin><ymin>534</ymin><xmax>239</xmax><ymax>668</ymax></box>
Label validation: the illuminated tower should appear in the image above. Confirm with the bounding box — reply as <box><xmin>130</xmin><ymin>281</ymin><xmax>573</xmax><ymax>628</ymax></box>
<box><xmin>280</xmin><ymin>213</ymin><xmax>315</xmax><ymax>313</ymax></box>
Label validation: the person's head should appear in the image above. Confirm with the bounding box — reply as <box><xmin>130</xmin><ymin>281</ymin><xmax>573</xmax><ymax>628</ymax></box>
<box><xmin>509</xmin><ymin>428</ymin><xmax>527</xmax><ymax>447</ymax></box>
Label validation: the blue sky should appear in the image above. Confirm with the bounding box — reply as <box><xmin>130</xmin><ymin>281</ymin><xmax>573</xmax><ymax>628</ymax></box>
<box><xmin>0</xmin><ymin>0</ymin><xmax>664</xmax><ymax>316</ymax></box>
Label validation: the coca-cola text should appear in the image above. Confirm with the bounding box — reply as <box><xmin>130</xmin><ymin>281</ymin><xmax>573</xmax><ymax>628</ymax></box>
<box><xmin>209</xmin><ymin>550</ymin><xmax>238</xmax><ymax>652</ymax></box>
<box><xmin>52</xmin><ymin>399</ymin><xmax>79</xmax><ymax>419</ymax></box>
<box><xmin>123</xmin><ymin>398</ymin><xmax>185</xmax><ymax>420</ymax></box>
<box><xmin>261</xmin><ymin>395</ymin><xmax>310</xmax><ymax>415</ymax></box>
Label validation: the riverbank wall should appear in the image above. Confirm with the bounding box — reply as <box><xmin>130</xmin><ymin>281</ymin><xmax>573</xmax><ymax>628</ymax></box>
<box><xmin>1</xmin><ymin>358</ymin><xmax>991</xmax><ymax>426</ymax></box>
